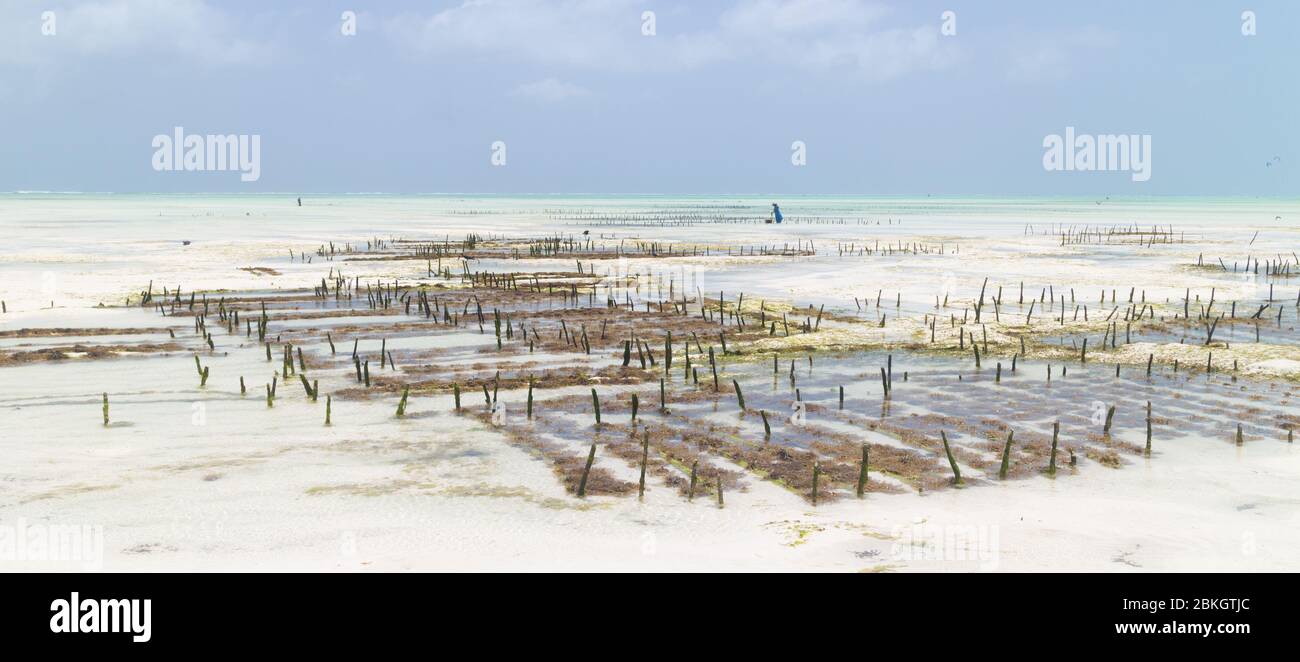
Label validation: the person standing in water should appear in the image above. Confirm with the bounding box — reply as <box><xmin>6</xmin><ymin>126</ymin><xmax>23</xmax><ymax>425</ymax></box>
<box><xmin>770</xmin><ymin>203</ymin><xmax>783</xmax><ymax>224</ymax></box>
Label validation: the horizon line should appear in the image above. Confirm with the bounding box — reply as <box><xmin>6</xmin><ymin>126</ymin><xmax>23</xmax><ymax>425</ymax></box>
<box><xmin>4</xmin><ymin>191</ymin><xmax>1297</xmax><ymax>199</ymax></box>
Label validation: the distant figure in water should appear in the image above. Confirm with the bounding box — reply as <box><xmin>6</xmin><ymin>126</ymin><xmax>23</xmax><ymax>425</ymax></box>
<box><xmin>770</xmin><ymin>203</ymin><xmax>783</xmax><ymax>224</ymax></box>
<box><xmin>297</xmin><ymin>197</ymin><xmax>302</xmax><ymax>207</ymax></box>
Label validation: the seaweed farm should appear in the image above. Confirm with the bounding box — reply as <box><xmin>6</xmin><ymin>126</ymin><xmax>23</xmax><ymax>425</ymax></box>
<box><xmin>2</xmin><ymin>194</ymin><xmax>1299</xmax><ymax>571</ymax></box>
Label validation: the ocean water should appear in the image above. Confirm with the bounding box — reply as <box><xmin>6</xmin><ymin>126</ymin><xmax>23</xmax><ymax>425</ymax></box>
<box><xmin>1</xmin><ymin>193</ymin><xmax>1295</xmax><ymax>314</ymax></box>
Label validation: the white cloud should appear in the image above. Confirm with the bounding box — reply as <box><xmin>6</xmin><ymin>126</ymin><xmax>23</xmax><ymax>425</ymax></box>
<box><xmin>384</xmin><ymin>0</ymin><xmax>644</xmax><ymax>69</ymax></box>
<box><xmin>715</xmin><ymin>0</ymin><xmax>953</xmax><ymax>79</ymax></box>
<box><xmin>718</xmin><ymin>0</ymin><xmax>888</xmax><ymax>36</ymax></box>
<box><xmin>383</xmin><ymin>0</ymin><xmax>956</xmax><ymax>81</ymax></box>
<box><xmin>0</xmin><ymin>0</ymin><xmax>269</xmax><ymax>68</ymax></box>
<box><xmin>511</xmin><ymin>78</ymin><xmax>592</xmax><ymax>102</ymax></box>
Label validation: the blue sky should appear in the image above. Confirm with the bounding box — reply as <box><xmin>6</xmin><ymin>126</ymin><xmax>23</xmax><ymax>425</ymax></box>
<box><xmin>0</xmin><ymin>0</ymin><xmax>1296</xmax><ymax>194</ymax></box>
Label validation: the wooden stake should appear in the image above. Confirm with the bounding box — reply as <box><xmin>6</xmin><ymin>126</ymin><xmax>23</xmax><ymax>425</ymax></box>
<box><xmin>1048</xmin><ymin>421</ymin><xmax>1060</xmax><ymax>476</ymax></box>
<box><xmin>998</xmin><ymin>430</ymin><xmax>1013</xmax><ymax>479</ymax></box>
<box><xmin>638</xmin><ymin>430</ymin><xmax>649</xmax><ymax>498</ymax></box>
<box><xmin>577</xmin><ymin>443</ymin><xmax>596</xmax><ymax>497</ymax></box>
<box><xmin>396</xmin><ymin>386</ymin><xmax>409</xmax><ymax>417</ymax></box>
<box><xmin>664</xmin><ymin>331</ymin><xmax>672</xmax><ymax>373</ymax></box>
<box><xmin>1145</xmin><ymin>401</ymin><xmax>1152</xmax><ymax>455</ymax></box>
<box><xmin>194</xmin><ymin>355</ymin><xmax>209</xmax><ymax>386</ymax></box>
<box><xmin>855</xmin><ymin>444</ymin><xmax>869</xmax><ymax>497</ymax></box>
<box><xmin>940</xmin><ymin>431</ymin><xmax>962</xmax><ymax>485</ymax></box>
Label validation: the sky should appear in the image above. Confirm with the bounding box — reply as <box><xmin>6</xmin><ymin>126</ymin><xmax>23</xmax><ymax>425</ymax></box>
<box><xmin>0</xmin><ymin>0</ymin><xmax>1296</xmax><ymax>195</ymax></box>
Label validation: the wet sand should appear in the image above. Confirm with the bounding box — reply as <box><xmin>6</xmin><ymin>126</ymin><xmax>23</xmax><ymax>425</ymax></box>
<box><xmin>1</xmin><ymin>194</ymin><xmax>1298</xmax><ymax>571</ymax></box>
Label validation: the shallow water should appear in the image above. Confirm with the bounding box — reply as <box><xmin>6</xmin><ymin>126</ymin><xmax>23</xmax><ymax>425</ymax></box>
<box><xmin>1</xmin><ymin>193</ymin><xmax>1298</xmax><ymax>571</ymax></box>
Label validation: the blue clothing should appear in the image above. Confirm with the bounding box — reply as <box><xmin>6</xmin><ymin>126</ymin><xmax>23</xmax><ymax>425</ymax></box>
<box><xmin>773</xmin><ymin>205</ymin><xmax>783</xmax><ymax>223</ymax></box>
